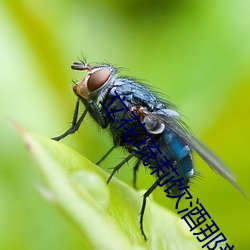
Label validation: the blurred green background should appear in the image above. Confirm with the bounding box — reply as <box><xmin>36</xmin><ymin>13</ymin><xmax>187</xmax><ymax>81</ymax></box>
<box><xmin>1</xmin><ymin>0</ymin><xmax>250</xmax><ymax>249</ymax></box>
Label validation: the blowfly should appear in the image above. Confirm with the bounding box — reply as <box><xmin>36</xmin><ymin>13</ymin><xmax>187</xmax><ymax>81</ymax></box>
<box><xmin>52</xmin><ymin>60</ymin><xmax>246</xmax><ymax>239</ymax></box>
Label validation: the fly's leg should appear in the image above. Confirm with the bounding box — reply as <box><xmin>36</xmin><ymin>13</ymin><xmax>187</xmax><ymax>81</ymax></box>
<box><xmin>132</xmin><ymin>144</ymin><xmax>147</xmax><ymax>188</ymax></box>
<box><xmin>107</xmin><ymin>151</ymin><xmax>136</xmax><ymax>184</ymax></box>
<box><xmin>89</xmin><ymin>100</ymin><xmax>107</xmax><ymax>129</ymax></box>
<box><xmin>96</xmin><ymin>145</ymin><xmax>116</xmax><ymax>165</ymax></box>
<box><xmin>132</xmin><ymin>159</ymin><xmax>140</xmax><ymax>189</ymax></box>
<box><xmin>140</xmin><ymin>179</ymin><xmax>159</xmax><ymax>240</ymax></box>
<box><xmin>52</xmin><ymin>99</ymin><xmax>89</xmax><ymax>141</ymax></box>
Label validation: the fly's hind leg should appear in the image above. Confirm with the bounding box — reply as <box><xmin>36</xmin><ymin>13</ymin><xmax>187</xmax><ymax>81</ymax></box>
<box><xmin>132</xmin><ymin>159</ymin><xmax>141</xmax><ymax>189</ymax></box>
<box><xmin>140</xmin><ymin>179</ymin><xmax>159</xmax><ymax>240</ymax></box>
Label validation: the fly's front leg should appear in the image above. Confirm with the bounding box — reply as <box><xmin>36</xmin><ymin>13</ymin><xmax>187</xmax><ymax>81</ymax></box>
<box><xmin>89</xmin><ymin>100</ymin><xmax>107</xmax><ymax>129</ymax></box>
<box><xmin>52</xmin><ymin>99</ymin><xmax>89</xmax><ymax>141</ymax></box>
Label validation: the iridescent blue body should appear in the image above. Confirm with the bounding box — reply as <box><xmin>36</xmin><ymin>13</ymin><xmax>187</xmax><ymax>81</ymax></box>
<box><xmin>87</xmin><ymin>77</ymin><xmax>194</xmax><ymax>195</ymax></box>
<box><xmin>52</xmin><ymin>61</ymin><xmax>246</xmax><ymax>240</ymax></box>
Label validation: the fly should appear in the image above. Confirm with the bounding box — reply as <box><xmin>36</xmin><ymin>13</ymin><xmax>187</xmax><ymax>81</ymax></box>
<box><xmin>52</xmin><ymin>60</ymin><xmax>247</xmax><ymax>240</ymax></box>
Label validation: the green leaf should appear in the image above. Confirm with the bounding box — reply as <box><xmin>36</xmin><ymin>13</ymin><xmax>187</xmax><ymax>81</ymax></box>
<box><xmin>19</xmin><ymin>128</ymin><xmax>199</xmax><ymax>250</ymax></box>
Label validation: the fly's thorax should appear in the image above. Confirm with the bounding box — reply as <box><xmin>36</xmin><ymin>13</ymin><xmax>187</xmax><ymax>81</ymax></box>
<box><xmin>73</xmin><ymin>64</ymin><xmax>117</xmax><ymax>102</ymax></box>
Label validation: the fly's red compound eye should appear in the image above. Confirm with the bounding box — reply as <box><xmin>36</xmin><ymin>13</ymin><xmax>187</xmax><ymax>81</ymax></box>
<box><xmin>87</xmin><ymin>68</ymin><xmax>111</xmax><ymax>92</ymax></box>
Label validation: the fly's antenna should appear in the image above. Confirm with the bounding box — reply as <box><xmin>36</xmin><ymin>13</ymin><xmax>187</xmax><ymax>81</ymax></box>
<box><xmin>71</xmin><ymin>61</ymin><xmax>89</xmax><ymax>71</ymax></box>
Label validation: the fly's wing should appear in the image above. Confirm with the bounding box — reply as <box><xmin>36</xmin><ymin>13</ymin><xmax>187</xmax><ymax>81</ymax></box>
<box><xmin>151</xmin><ymin>110</ymin><xmax>248</xmax><ymax>199</ymax></box>
<box><xmin>181</xmin><ymin>131</ymin><xmax>248</xmax><ymax>198</ymax></box>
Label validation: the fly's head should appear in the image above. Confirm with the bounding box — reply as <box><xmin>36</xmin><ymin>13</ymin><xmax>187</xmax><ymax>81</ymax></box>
<box><xmin>72</xmin><ymin>61</ymin><xmax>116</xmax><ymax>101</ymax></box>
